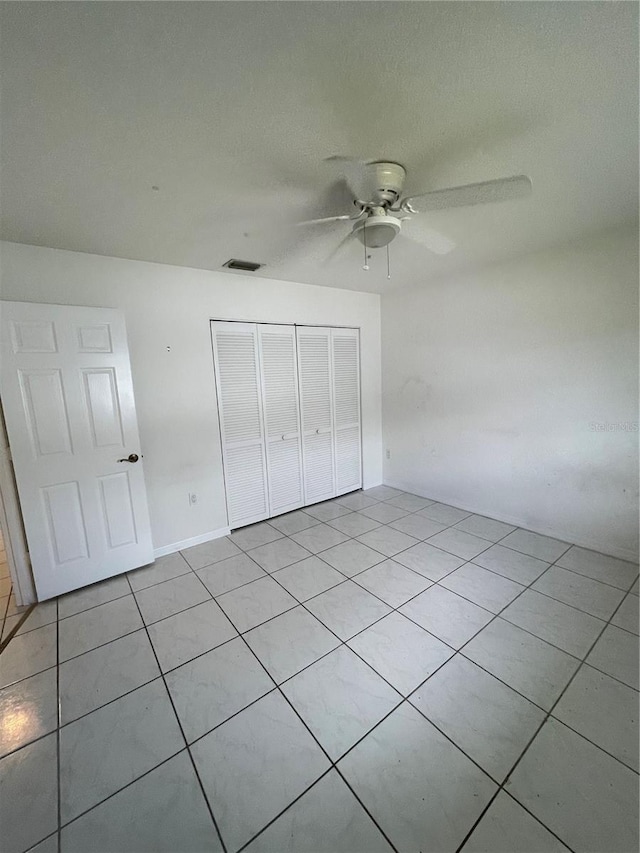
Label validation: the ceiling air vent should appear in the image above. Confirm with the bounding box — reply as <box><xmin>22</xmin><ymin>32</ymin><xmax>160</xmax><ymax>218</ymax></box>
<box><xmin>223</xmin><ymin>259</ymin><xmax>263</xmax><ymax>272</ymax></box>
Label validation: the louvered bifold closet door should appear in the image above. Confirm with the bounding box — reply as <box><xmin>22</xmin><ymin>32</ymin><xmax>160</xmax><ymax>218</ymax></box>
<box><xmin>257</xmin><ymin>325</ymin><xmax>304</xmax><ymax>515</ymax></box>
<box><xmin>331</xmin><ymin>328</ymin><xmax>362</xmax><ymax>494</ymax></box>
<box><xmin>296</xmin><ymin>327</ymin><xmax>335</xmax><ymax>503</ymax></box>
<box><xmin>211</xmin><ymin>322</ymin><xmax>269</xmax><ymax>528</ymax></box>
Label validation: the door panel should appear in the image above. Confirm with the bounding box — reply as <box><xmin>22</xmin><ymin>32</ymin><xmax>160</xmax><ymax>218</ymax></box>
<box><xmin>1</xmin><ymin>301</ymin><xmax>153</xmax><ymax>600</ymax></box>
<box><xmin>331</xmin><ymin>328</ymin><xmax>362</xmax><ymax>494</ymax></box>
<box><xmin>258</xmin><ymin>325</ymin><xmax>304</xmax><ymax>515</ymax></box>
<box><xmin>296</xmin><ymin>327</ymin><xmax>336</xmax><ymax>504</ymax></box>
<box><xmin>211</xmin><ymin>322</ymin><xmax>269</xmax><ymax>528</ymax></box>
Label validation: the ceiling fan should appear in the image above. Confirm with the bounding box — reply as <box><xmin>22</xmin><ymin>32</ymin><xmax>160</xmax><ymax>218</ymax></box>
<box><xmin>297</xmin><ymin>159</ymin><xmax>532</xmax><ymax>261</ymax></box>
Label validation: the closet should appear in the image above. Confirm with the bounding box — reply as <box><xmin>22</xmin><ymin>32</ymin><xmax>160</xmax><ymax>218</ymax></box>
<box><xmin>211</xmin><ymin>321</ymin><xmax>361</xmax><ymax>529</ymax></box>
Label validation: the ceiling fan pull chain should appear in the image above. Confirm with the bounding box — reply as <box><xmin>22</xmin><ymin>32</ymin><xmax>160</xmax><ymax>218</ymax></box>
<box><xmin>386</xmin><ymin>243</ymin><xmax>391</xmax><ymax>279</ymax></box>
<box><xmin>363</xmin><ymin>221</ymin><xmax>369</xmax><ymax>270</ymax></box>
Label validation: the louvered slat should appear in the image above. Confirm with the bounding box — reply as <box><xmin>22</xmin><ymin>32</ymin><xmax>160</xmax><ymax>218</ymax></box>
<box><xmin>258</xmin><ymin>326</ymin><xmax>304</xmax><ymax>515</ymax></box>
<box><xmin>211</xmin><ymin>323</ymin><xmax>269</xmax><ymax>527</ymax></box>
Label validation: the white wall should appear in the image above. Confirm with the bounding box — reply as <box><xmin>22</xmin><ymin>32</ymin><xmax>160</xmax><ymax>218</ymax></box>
<box><xmin>0</xmin><ymin>242</ymin><xmax>382</xmax><ymax>553</ymax></box>
<box><xmin>382</xmin><ymin>225</ymin><xmax>639</xmax><ymax>562</ymax></box>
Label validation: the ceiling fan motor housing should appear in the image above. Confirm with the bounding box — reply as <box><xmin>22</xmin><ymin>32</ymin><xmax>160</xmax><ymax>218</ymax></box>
<box><xmin>363</xmin><ymin>161</ymin><xmax>407</xmax><ymax>205</ymax></box>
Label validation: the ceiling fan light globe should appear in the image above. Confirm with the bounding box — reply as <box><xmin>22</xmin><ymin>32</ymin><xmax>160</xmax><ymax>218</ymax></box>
<box><xmin>352</xmin><ymin>215</ymin><xmax>401</xmax><ymax>248</ymax></box>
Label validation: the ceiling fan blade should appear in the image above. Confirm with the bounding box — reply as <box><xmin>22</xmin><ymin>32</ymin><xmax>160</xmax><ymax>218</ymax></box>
<box><xmin>401</xmin><ymin>174</ymin><xmax>532</xmax><ymax>213</ymax></box>
<box><xmin>296</xmin><ymin>214</ymin><xmax>353</xmax><ymax>227</ymax></box>
<box><xmin>401</xmin><ymin>218</ymin><xmax>456</xmax><ymax>255</ymax></box>
<box><xmin>324</xmin><ymin>228</ymin><xmax>357</xmax><ymax>265</ymax></box>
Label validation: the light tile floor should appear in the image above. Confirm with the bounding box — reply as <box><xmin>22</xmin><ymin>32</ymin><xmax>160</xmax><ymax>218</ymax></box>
<box><xmin>0</xmin><ymin>494</ymin><xmax>638</xmax><ymax>853</ymax></box>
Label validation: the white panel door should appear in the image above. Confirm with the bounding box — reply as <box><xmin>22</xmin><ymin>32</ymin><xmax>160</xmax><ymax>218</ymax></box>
<box><xmin>211</xmin><ymin>322</ymin><xmax>269</xmax><ymax>528</ymax></box>
<box><xmin>257</xmin><ymin>324</ymin><xmax>304</xmax><ymax>516</ymax></box>
<box><xmin>296</xmin><ymin>326</ymin><xmax>336</xmax><ymax>504</ymax></box>
<box><xmin>0</xmin><ymin>301</ymin><xmax>153</xmax><ymax>600</ymax></box>
<box><xmin>331</xmin><ymin>328</ymin><xmax>362</xmax><ymax>494</ymax></box>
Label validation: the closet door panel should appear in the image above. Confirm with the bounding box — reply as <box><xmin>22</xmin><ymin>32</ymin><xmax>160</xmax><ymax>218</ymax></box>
<box><xmin>258</xmin><ymin>325</ymin><xmax>304</xmax><ymax>515</ymax></box>
<box><xmin>296</xmin><ymin>327</ymin><xmax>335</xmax><ymax>504</ymax></box>
<box><xmin>332</xmin><ymin>328</ymin><xmax>362</xmax><ymax>494</ymax></box>
<box><xmin>211</xmin><ymin>322</ymin><xmax>269</xmax><ymax>528</ymax></box>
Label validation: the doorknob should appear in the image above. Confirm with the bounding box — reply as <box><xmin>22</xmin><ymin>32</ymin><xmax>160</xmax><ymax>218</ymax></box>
<box><xmin>117</xmin><ymin>453</ymin><xmax>139</xmax><ymax>463</ymax></box>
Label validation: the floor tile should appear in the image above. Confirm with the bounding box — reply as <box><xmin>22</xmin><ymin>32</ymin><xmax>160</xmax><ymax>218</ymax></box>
<box><xmin>462</xmin><ymin>790</ymin><xmax>570</xmax><ymax>852</ymax></box>
<box><xmin>134</xmin><ymin>573</ymin><xmax>210</xmax><ymax>625</ymax></box>
<box><xmin>230</xmin><ymin>521</ymin><xmax>283</xmax><ymax>551</ymax></box>
<box><xmin>282</xmin><ymin>646</ymin><xmax>400</xmax><ymax>759</ymax></box>
<box><xmin>556</xmin><ymin>545</ymin><xmax>638</xmax><ymax>590</ymax></box>
<box><xmin>272</xmin><ymin>556</ymin><xmax>344</xmax><ymax>602</ymax></box>
<box><xmin>553</xmin><ymin>664</ymin><xmax>639</xmax><ymax>771</ymax></box>
<box><xmin>304</xmin><ymin>501</ymin><xmax>352</xmax><ymax>521</ymax></box>
<box><xmin>441</xmin><ymin>563</ymin><xmax>524</xmax><ymax>613</ymax></box>
<box><xmin>463</xmin><ymin>619</ymin><xmax>580</xmax><ymax>709</ymax></box>
<box><xmin>532</xmin><ymin>566</ymin><xmax>625</xmax><ymax>620</ymax></box>
<box><xmin>0</xmin><ymin>732</ymin><xmax>58</xmax><ymax>853</ymax></box>
<box><xmin>306</xmin><ymin>581</ymin><xmax>391</xmax><ymax>640</ymax></box>
<box><xmin>388</xmin><ymin>513</ymin><xmax>446</xmax><ymax>540</ymax></box>
<box><xmin>269</xmin><ymin>510</ymin><xmax>320</xmax><ymax>536</ymax></box>
<box><xmin>0</xmin><ymin>667</ymin><xmax>57</xmax><ymax>758</ymax></box>
<box><xmin>327</xmin><ymin>511</ymin><xmax>381</xmax><ymax>537</ymax></box>
<box><xmin>290</xmin><ymin>523</ymin><xmax>349</xmax><ymax>554</ymax></box>
<box><xmin>501</xmin><ymin>589</ymin><xmax>605</xmax><ymax>657</ymax></box>
<box><xmin>58</xmin><ymin>573</ymin><xmax>130</xmax><ymax>619</ymax></box>
<box><xmin>412</xmin><ymin>655</ymin><xmax>545</xmax><ymax>781</ymax></box>
<box><xmin>0</xmin><ymin>623</ymin><xmax>57</xmax><ymax>688</ymax></box>
<box><xmin>356</xmin><ymin>526</ymin><xmax>419</xmax><ymax>558</ymax></box>
<box><xmin>454</xmin><ymin>514</ymin><xmax>517</xmax><ymax>542</ymax></box>
<box><xmin>473</xmin><ymin>544</ymin><xmax>550</xmax><ymax>585</ymax></box>
<box><xmin>248</xmin><ymin>538</ymin><xmax>311</xmax><ymax>572</ymax></box>
<box><xmin>245</xmin><ymin>606</ymin><xmax>339</xmax><ymax>683</ymax></box>
<box><xmin>427</xmin><ymin>528</ymin><xmax>491</xmax><ymax>560</ymax></box>
<box><xmin>15</xmin><ymin>600</ymin><xmax>58</xmax><ymax>636</ymax></box>
<box><xmin>631</xmin><ymin>577</ymin><xmax>639</xmax><ymax>595</ymax></box>
<box><xmin>58</xmin><ymin>595</ymin><xmax>142</xmax><ymax>663</ymax></box>
<box><xmin>216</xmin><ymin>576</ymin><xmax>297</xmax><ymax>632</ymax></box>
<box><xmin>319</xmin><ymin>539</ymin><xmax>385</xmax><ymax>577</ymax></box>
<box><xmin>348</xmin><ymin>612</ymin><xmax>453</xmax><ymax>696</ymax></box>
<box><xmin>0</xmin><ymin>575</ymin><xmax>12</xmax><ymax>598</ymax></box>
<box><xmin>611</xmin><ymin>594</ymin><xmax>639</xmax><ymax>634</ymax></box>
<box><xmin>384</xmin><ymin>492</ymin><xmax>432</xmax><ymax>511</ymax></box>
<box><xmin>59</xmin><ymin>679</ymin><xmax>184</xmax><ymax>823</ymax></box>
<box><xmin>362</xmin><ymin>485</ymin><xmax>404</xmax><ymax>501</ymax></box>
<box><xmin>61</xmin><ymin>751</ymin><xmax>223</xmax><ymax>853</ymax></box>
<box><xmin>339</xmin><ymin>702</ymin><xmax>496</xmax><ymax>852</ymax></box>
<box><xmin>244</xmin><ymin>769</ymin><xmax>393</xmax><ymax>852</ymax></box>
<box><xmin>181</xmin><ymin>536</ymin><xmax>242</xmax><ymax>570</ymax></box>
<box><xmin>165</xmin><ymin>637</ymin><xmax>273</xmax><ymax>743</ymax></box>
<box><xmin>196</xmin><ymin>552</ymin><xmax>266</xmax><ymax>597</ymax></box>
<box><xmin>500</xmin><ymin>529</ymin><xmax>569</xmax><ymax>562</ymax></box>
<box><xmin>352</xmin><ymin>559</ymin><xmax>432</xmax><ymax>608</ymax></box>
<box><xmin>147</xmin><ymin>598</ymin><xmax>237</xmax><ymax>672</ymax></box>
<box><xmin>358</xmin><ymin>502</ymin><xmax>408</xmax><ymax>523</ymax></box>
<box><xmin>59</xmin><ymin>629</ymin><xmax>160</xmax><ymax>724</ymax></box>
<box><xmin>507</xmin><ymin>718</ymin><xmax>639</xmax><ymax>853</ymax></box>
<box><xmin>400</xmin><ymin>585</ymin><xmax>493</xmax><ymax>648</ymax></box>
<box><xmin>127</xmin><ymin>551</ymin><xmax>192</xmax><ymax>592</ymax></box>
<box><xmin>586</xmin><ymin>623</ymin><xmax>639</xmax><ymax>689</ymax></box>
<box><xmin>393</xmin><ymin>541</ymin><xmax>465</xmax><ymax>581</ymax></box>
<box><xmin>0</xmin><ymin>612</ymin><xmax>21</xmax><ymax>643</ymax></box>
<box><xmin>417</xmin><ymin>502</ymin><xmax>472</xmax><ymax>524</ymax></box>
<box><xmin>192</xmin><ymin>690</ymin><xmax>330</xmax><ymax>852</ymax></box>
<box><xmin>336</xmin><ymin>492</ymin><xmax>379</xmax><ymax>510</ymax></box>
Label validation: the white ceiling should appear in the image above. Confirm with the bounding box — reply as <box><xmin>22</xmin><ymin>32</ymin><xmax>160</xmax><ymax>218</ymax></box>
<box><xmin>1</xmin><ymin>1</ymin><xmax>637</xmax><ymax>294</ymax></box>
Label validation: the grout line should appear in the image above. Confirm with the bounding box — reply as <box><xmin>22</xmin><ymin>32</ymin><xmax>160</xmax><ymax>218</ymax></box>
<box><xmin>121</xmin><ymin>571</ymin><xmax>229</xmax><ymax>853</ymax></box>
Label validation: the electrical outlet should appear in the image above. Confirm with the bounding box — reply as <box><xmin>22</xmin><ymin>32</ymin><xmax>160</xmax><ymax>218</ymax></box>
<box><xmin>189</xmin><ymin>493</ymin><xmax>197</xmax><ymax>505</ymax></box>
<box><xmin>386</xmin><ymin>449</ymin><xmax>391</xmax><ymax>460</ymax></box>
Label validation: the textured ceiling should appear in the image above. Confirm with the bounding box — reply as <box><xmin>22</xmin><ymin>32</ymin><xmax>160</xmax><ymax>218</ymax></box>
<box><xmin>1</xmin><ymin>1</ymin><xmax>638</xmax><ymax>293</ymax></box>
